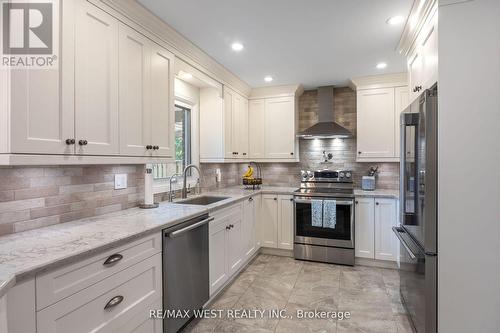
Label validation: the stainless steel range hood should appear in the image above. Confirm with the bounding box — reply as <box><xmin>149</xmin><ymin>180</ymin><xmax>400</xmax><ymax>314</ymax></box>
<box><xmin>297</xmin><ymin>86</ymin><xmax>353</xmax><ymax>139</ymax></box>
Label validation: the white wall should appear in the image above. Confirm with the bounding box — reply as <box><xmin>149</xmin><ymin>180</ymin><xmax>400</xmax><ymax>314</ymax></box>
<box><xmin>438</xmin><ymin>0</ymin><xmax>500</xmax><ymax>331</ymax></box>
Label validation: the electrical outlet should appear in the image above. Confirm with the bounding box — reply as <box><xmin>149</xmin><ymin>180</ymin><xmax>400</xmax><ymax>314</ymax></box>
<box><xmin>114</xmin><ymin>174</ymin><xmax>127</xmax><ymax>190</ymax></box>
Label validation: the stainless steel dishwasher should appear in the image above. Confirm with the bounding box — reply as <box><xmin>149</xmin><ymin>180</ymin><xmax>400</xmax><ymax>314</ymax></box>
<box><xmin>163</xmin><ymin>213</ymin><xmax>212</xmax><ymax>333</ymax></box>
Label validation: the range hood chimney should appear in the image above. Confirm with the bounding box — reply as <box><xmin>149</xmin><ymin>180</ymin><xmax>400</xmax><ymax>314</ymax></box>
<box><xmin>297</xmin><ymin>86</ymin><xmax>353</xmax><ymax>139</ymax></box>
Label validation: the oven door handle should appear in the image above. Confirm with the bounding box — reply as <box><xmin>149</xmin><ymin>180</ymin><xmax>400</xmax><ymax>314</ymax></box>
<box><xmin>293</xmin><ymin>198</ymin><xmax>353</xmax><ymax>205</ymax></box>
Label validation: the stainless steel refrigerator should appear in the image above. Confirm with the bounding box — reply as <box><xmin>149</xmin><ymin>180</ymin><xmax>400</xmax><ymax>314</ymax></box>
<box><xmin>393</xmin><ymin>84</ymin><xmax>437</xmax><ymax>333</ymax></box>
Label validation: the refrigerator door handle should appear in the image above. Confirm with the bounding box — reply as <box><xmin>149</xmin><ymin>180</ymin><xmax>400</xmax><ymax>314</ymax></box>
<box><xmin>392</xmin><ymin>227</ymin><xmax>417</xmax><ymax>259</ymax></box>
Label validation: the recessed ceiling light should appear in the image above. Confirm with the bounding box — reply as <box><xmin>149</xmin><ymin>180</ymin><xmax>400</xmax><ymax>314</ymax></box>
<box><xmin>386</xmin><ymin>16</ymin><xmax>405</xmax><ymax>25</ymax></box>
<box><xmin>231</xmin><ymin>42</ymin><xmax>244</xmax><ymax>51</ymax></box>
<box><xmin>376</xmin><ymin>62</ymin><xmax>387</xmax><ymax>69</ymax></box>
<box><xmin>264</xmin><ymin>76</ymin><xmax>273</xmax><ymax>82</ymax></box>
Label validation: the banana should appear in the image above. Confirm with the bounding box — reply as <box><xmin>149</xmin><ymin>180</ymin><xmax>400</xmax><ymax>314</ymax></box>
<box><xmin>243</xmin><ymin>166</ymin><xmax>254</xmax><ymax>179</ymax></box>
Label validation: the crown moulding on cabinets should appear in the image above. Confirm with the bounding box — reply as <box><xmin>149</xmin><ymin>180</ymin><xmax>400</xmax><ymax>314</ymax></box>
<box><xmin>397</xmin><ymin>0</ymin><xmax>438</xmax><ymax>56</ymax></box>
<box><xmin>95</xmin><ymin>0</ymin><xmax>251</xmax><ymax>97</ymax></box>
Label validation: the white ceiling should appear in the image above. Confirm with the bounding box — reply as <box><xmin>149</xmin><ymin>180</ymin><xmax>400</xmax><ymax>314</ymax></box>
<box><xmin>138</xmin><ymin>0</ymin><xmax>413</xmax><ymax>89</ymax></box>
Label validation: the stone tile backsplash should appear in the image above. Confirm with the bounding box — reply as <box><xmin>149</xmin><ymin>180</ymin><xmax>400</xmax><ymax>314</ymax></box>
<box><xmin>201</xmin><ymin>87</ymin><xmax>399</xmax><ymax>191</ymax></box>
<box><xmin>0</xmin><ymin>165</ymin><xmax>144</xmax><ymax>236</ymax></box>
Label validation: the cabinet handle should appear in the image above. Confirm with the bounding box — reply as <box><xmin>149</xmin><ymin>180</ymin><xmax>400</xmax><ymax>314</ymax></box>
<box><xmin>242</xmin><ymin>153</ymin><xmax>247</xmax><ymax>156</ymax></box>
<box><xmin>78</xmin><ymin>139</ymin><xmax>88</xmax><ymax>146</ymax></box>
<box><xmin>358</xmin><ymin>151</ymin><xmax>362</xmax><ymax>154</ymax></box>
<box><xmin>235</xmin><ymin>152</ymin><xmax>239</xmax><ymax>155</ymax></box>
<box><xmin>146</xmin><ymin>145</ymin><xmax>153</xmax><ymax>150</ymax></box>
<box><xmin>290</xmin><ymin>152</ymin><xmax>294</xmax><ymax>155</ymax></box>
<box><xmin>226</xmin><ymin>225</ymin><xmax>230</xmax><ymax>230</ymax></box>
<box><xmin>274</xmin><ymin>197</ymin><xmax>277</xmax><ymax>201</ymax></box>
<box><xmin>103</xmin><ymin>253</ymin><xmax>123</xmax><ymax>266</ymax></box>
<box><xmin>249</xmin><ymin>197</ymin><xmax>253</xmax><ymax>202</ymax></box>
<box><xmin>104</xmin><ymin>295</ymin><xmax>124</xmax><ymax>310</ymax></box>
<box><xmin>355</xmin><ymin>201</ymin><xmax>359</xmax><ymax>204</ymax></box>
<box><xmin>376</xmin><ymin>202</ymin><xmax>379</xmax><ymax>205</ymax></box>
<box><xmin>289</xmin><ymin>198</ymin><xmax>293</xmax><ymax>201</ymax></box>
<box><xmin>65</xmin><ymin>138</ymin><xmax>75</xmax><ymax>145</ymax></box>
<box><xmin>153</xmin><ymin>146</ymin><xmax>159</xmax><ymax>150</ymax></box>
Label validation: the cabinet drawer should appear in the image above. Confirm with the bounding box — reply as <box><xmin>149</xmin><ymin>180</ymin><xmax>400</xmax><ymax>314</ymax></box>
<box><xmin>210</xmin><ymin>203</ymin><xmax>242</xmax><ymax>224</ymax></box>
<box><xmin>37</xmin><ymin>253</ymin><xmax>162</xmax><ymax>333</ymax></box>
<box><xmin>36</xmin><ymin>233</ymin><xmax>161</xmax><ymax>310</ymax></box>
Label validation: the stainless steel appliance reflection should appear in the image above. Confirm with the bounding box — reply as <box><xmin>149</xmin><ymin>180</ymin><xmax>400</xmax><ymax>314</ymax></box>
<box><xmin>294</xmin><ymin>169</ymin><xmax>355</xmax><ymax>265</ymax></box>
<box><xmin>395</xmin><ymin>84</ymin><xmax>438</xmax><ymax>333</ymax></box>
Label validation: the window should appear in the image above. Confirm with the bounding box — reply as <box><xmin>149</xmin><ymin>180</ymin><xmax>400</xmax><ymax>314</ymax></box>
<box><xmin>174</xmin><ymin>104</ymin><xmax>191</xmax><ymax>174</ymax></box>
<box><xmin>153</xmin><ymin>103</ymin><xmax>192</xmax><ymax>180</ymax></box>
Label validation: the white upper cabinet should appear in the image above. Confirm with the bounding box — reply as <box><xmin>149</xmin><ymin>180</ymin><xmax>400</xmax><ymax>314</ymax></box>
<box><xmin>1</xmin><ymin>0</ymin><xmax>174</xmax><ymax>163</ymax></box>
<box><xmin>248</xmin><ymin>99</ymin><xmax>266</xmax><ymax>159</ymax></box>
<box><xmin>6</xmin><ymin>0</ymin><xmax>74</xmax><ymax>155</ymax></box>
<box><xmin>264</xmin><ymin>97</ymin><xmax>296</xmax><ymax>159</ymax></box>
<box><xmin>149</xmin><ymin>44</ymin><xmax>174</xmax><ymax>157</ymax></box>
<box><xmin>399</xmin><ymin>1</ymin><xmax>438</xmax><ymax>103</ymax></box>
<box><xmin>74</xmin><ymin>1</ymin><xmax>119</xmax><ymax>155</ymax></box>
<box><xmin>119</xmin><ymin>24</ymin><xmax>174</xmax><ymax>158</ymax></box>
<box><xmin>356</xmin><ymin>88</ymin><xmax>396</xmax><ymax>160</ymax></box>
<box><xmin>351</xmin><ymin>74</ymin><xmax>408</xmax><ymax>162</ymax></box>
<box><xmin>118</xmin><ymin>24</ymin><xmax>151</xmax><ymax>156</ymax></box>
<box><xmin>199</xmin><ymin>86</ymin><xmax>249</xmax><ymax>161</ymax></box>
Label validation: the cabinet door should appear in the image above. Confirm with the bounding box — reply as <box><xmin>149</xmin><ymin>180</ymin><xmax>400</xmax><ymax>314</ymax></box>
<box><xmin>265</xmin><ymin>97</ymin><xmax>295</xmax><ymax>159</ymax></box>
<box><xmin>75</xmin><ymin>2</ymin><xmax>119</xmax><ymax>155</ymax></box>
<box><xmin>374</xmin><ymin>198</ymin><xmax>398</xmax><ymax>261</ymax></box>
<box><xmin>118</xmin><ymin>24</ymin><xmax>151</xmax><ymax>156</ymax></box>
<box><xmin>150</xmin><ymin>44</ymin><xmax>174</xmax><ymax>157</ymax></box>
<box><xmin>227</xmin><ymin>216</ymin><xmax>243</xmax><ymax>276</ymax></box>
<box><xmin>422</xmin><ymin>18</ymin><xmax>438</xmax><ymax>89</ymax></box>
<box><xmin>9</xmin><ymin>0</ymin><xmax>74</xmax><ymax>154</ymax></box>
<box><xmin>394</xmin><ymin>86</ymin><xmax>409</xmax><ymax>158</ymax></box>
<box><xmin>357</xmin><ymin>88</ymin><xmax>395</xmax><ymax>159</ymax></box>
<box><xmin>209</xmin><ymin>219</ymin><xmax>228</xmax><ymax>295</ymax></box>
<box><xmin>254</xmin><ymin>195</ymin><xmax>262</xmax><ymax>248</ymax></box>
<box><xmin>223</xmin><ymin>88</ymin><xmax>235</xmax><ymax>158</ymax></box>
<box><xmin>355</xmin><ymin>198</ymin><xmax>375</xmax><ymax>259</ymax></box>
<box><xmin>248</xmin><ymin>99</ymin><xmax>266</xmax><ymax>158</ymax></box>
<box><xmin>242</xmin><ymin>197</ymin><xmax>256</xmax><ymax>259</ymax></box>
<box><xmin>278</xmin><ymin>195</ymin><xmax>294</xmax><ymax>250</ymax></box>
<box><xmin>408</xmin><ymin>51</ymin><xmax>424</xmax><ymax>102</ymax></box>
<box><xmin>238</xmin><ymin>98</ymin><xmax>249</xmax><ymax>158</ymax></box>
<box><xmin>261</xmin><ymin>195</ymin><xmax>278</xmax><ymax>248</ymax></box>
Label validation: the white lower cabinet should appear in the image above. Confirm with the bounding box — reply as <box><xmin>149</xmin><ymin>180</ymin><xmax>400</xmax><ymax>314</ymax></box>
<box><xmin>242</xmin><ymin>196</ymin><xmax>257</xmax><ymax>259</ymax></box>
<box><xmin>355</xmin><ymin>197</ymin><xmax>398</xmax><ymax>261</ymax></box>
<box><xmin>261</xmin><ymin>195</ymin><xmax>279</xmax><ymax>248</ymax></box>
<box><xmin>260</xmin><ymin>194</ymin><xmax>294</xmax><ymax>250</ymax></box>
<box><xmin>209</xmin><ymin>204</ymin><xmax>244</xmax><ymax>295</ymax></box>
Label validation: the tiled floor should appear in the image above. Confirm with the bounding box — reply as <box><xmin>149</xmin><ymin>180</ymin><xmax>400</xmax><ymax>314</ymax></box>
<box><xmin>182</xmin><ymin>254</ymin><xmax>413</xmax><ymax>333</ymax></box>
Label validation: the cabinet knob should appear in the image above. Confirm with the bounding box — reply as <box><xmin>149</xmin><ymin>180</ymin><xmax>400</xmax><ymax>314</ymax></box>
<box><xmin>376</xmin><ymin>202</ymin><xmax>379</xmax><ymax>205</ymax></box>
<box><xmin>242</xmin><ymin>153</ymin><xmax>247</xmax><ymax>156</ymax></box>
<box><xmin>78</xmin><ymin>139</ymin><xmax>88</xmax><ymax>146</ymax></box>
<box><xmin>355</xmin><ymin>201</ymin><xmax>358</xmax><ymax>204</ymax></box>
<box><xmin>65</xmin><ymin>138</ymin><xmax>75</xmax><ymax>145</ymax></box>
<box><xmin>235</xmin><ymin>152</ymin><xmax>239</xmax><ymax>155</ymax></box>
<box><xmin>226</xmin><ymin>225</ymin><xmax>230</xmax><ymax>230</ymax></box>
<box><xmin>289</xmin><ymin>198</ymin><xmax>293</xmax><ymax>201</ymax></box>
<box><xmin>358</xmin><ymin>151</ymin><xmax>362</xmax><ymax>154</ymax></box>
<box><xmin>153</xmin><ymin>145</ymin><xmax>159</xmax><ymax>150</ymax></box>
<box><xmin>290</xmin><ymin>152</ymin><xmax>294</xmax><ymax>155</ymax></box>
<box><xmin>146</xmin><ymin>145</ymin><xmax>153</xmax><ymax>150</ymax></box>
<box><xmin>274</xmin><ymin>197</ymin><xmax>277</xmax><ymax>201</ymax></box>
<box><xmin>249</xmin><ymin>197</ymin><xmax>253</xmax><ymax>202</ymax></box>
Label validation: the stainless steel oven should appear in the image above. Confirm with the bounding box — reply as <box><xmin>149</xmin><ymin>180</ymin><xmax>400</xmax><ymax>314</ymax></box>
<box><xmin>293</xmin><ymin>169</ymin><xmax>355</xmax><ymax>265</ymax></box>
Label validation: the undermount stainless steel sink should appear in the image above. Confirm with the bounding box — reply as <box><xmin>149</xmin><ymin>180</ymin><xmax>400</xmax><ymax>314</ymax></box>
<box><xmin>174</xmin><ymin>196</ymin><xmax>230</xmax><ymax>206</ymax></box>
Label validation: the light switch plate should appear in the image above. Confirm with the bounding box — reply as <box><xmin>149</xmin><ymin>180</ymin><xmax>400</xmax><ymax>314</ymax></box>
<box><xmin>114</xmin><ymin>174</ymin><xmax>127</xmax><ymax>190</ymax></box>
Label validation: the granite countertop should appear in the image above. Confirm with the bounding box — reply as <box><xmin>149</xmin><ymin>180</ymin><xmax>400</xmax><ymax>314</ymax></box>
<box><xmin>0</xmin><ymin>186</ymin><xmax>297</xmax><ymax>298</ymax></box>
<box><xmin>354</xmin><ymin>189</ymin><xmax>399</xmax><ymax>198</ymax></box>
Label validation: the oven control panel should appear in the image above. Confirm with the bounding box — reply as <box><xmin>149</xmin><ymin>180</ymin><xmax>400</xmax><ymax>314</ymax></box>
<box><xmin>300</xmin><ymin>169</ymin><xmax>353</xmax><ymax>183</ymax></box>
